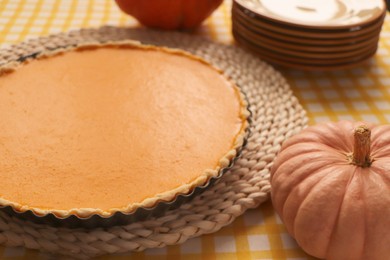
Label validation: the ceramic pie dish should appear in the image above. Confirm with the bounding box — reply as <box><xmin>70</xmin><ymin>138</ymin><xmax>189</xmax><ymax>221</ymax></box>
<box><xmin>0</xmin><ymin>41</ymin><xmax>251</xmax><ymax>228</ymax></box>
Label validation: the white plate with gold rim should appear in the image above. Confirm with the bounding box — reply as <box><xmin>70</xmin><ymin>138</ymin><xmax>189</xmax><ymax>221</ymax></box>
<box><xmin>235</xmin><ymin>0</ymin><xmax>386</xmax><ymax>29</ymax></box>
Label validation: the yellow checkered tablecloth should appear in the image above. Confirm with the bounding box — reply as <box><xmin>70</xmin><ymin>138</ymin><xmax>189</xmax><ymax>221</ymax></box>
<box><xmin>0</xmin><ymin>0</ymin><xmax>389</xmax><ymax>259</ymax></box>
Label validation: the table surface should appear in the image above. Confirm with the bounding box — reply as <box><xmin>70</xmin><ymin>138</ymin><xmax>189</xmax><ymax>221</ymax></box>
<box><xmin>1</xmin><ymin>0</ymin><xmax>390</xmax><ymax>259</ymax></box>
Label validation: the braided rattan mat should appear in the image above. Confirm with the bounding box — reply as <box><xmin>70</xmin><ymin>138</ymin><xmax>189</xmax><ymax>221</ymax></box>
<box><xmin>0</xmin><ymin>27</ymin><xmax>308</xmax><ymax>259</ymax></box>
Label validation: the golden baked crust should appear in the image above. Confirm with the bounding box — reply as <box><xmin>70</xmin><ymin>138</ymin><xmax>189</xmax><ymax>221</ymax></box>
<box><xmin>0</xmin><ymin>41</ymin><xmax>249</xmax><ymax>219</ymax></box>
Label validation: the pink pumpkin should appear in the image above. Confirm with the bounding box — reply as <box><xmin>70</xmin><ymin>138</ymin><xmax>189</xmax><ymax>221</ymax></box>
<box><xmin>271</xmin><ymin>121</ymin><xmax>390</xmax><ymax>260</ymax></box>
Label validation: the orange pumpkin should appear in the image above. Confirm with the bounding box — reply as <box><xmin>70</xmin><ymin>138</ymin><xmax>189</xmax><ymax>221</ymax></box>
<box><xmin>271</xmin><ymin>121</ymin><xmax>390</xmax><ymax>260</ymax></box>
<box><xmin>114</xmin><ymin>0</ymin><xmax>223</xmax><ymax>30</ymax></box>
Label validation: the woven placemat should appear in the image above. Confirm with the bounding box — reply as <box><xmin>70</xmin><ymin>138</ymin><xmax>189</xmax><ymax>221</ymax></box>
<box><xmin>0</xmin><ymin>26</ymin><xmax>307</xmax><ymax>259</ymax></box>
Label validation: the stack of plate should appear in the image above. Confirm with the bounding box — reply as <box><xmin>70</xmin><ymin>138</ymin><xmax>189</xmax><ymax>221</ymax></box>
<box><xmin>232</xmin><ymin>0</ymin><xmax>387</xmax><ymax>71</ymax></box>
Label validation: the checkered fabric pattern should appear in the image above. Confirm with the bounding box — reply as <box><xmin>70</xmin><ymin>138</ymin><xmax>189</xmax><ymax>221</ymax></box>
<box><xmin>0</xmin><ymin>0</ymin><xmax>389</xmax><ymax>259</ymax></box>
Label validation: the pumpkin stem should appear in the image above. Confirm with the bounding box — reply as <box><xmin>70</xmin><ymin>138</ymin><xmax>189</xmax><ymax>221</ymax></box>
<box><xmin>352</xmin><ymin>125</ymin><xmax>372</xmax><ymax>167</ymax></box>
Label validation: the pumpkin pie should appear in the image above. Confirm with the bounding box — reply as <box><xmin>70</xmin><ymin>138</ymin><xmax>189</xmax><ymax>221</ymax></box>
<box><xmin>0</xmin><ymin>42</ymin><xmax>249</xmax><ymax>219</ymax></box>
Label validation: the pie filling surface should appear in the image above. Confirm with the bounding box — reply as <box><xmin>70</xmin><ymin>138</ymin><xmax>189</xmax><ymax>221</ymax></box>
<box><xmin>0</xmin><ymin>43</ymin><xmax>248</xmax><ymax>217</ymax></box>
